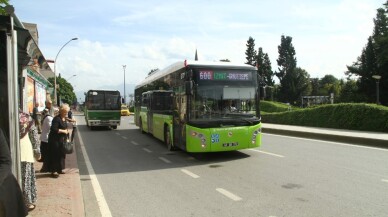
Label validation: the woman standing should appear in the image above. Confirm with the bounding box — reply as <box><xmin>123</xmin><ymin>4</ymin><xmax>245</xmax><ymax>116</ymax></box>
<box><xmin>19</xmin><ymin>112</ymin><xmax>39</xmax><ymax>211</ymax></box>
<box><xmin>39</xmin><ymin>109</ymin><xmax>53</xmax><ymax>172</ymax></box>
<box><xmin>47</xmin><ymin>104</ymin><xmax>70</xmax><ymax>178</ymax></box>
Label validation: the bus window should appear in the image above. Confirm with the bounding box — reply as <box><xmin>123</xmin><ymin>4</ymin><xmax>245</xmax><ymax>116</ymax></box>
<box><xmin>105</xmin><ymin>93</ymin><xmax>120</xmax><ymax>110</ymax></box>
<box><xmin>151</xmin><ymin>92</ymin><xmax>173</xmax><ymax>111</ymax></box>
<box><xmin>141</xmin><ymin>94</ymin><xmax>148</xmax><ymax>107</ymax></box>
<box><xmin>90</xmin><ymin>92</ymin><xmax>104</xmax><ymax>110</ymax></box>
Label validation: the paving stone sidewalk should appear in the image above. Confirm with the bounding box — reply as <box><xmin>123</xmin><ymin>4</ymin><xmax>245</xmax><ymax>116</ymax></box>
<box><xmin>28</xmin><ymin>128</ymin><xmax>84</xmax><ymax>217</ymax></box>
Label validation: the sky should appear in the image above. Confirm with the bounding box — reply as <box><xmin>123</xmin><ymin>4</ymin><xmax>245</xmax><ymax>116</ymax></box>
<box><xmin>10</xmin><ymin>0</ymin><xmax>386</xmax><ymax>101</ymax></box>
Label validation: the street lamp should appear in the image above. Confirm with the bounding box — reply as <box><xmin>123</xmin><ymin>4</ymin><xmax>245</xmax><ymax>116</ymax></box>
<box><xmin>123</xmin><ymin>65</ymin><xmax>126</xmax><ymax>104</ymax></box>
<box><xmin>372</xmin><ymin>75</ymin><xmax>381</xmax><ymax>104</ymax></box>
<box><xmin>66</xmin><ymin>74</ymin><xmax>77</xmax><ymax>81</ymax></box>
<box><xmin>54</xmin><ymin>37</ymin><xmax>78</xmax><ymax>105</ymax></box>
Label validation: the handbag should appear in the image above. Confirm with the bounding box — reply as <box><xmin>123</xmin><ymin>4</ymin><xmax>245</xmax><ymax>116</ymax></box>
<box><xmin>61</xmin><ymin>135</ymin><xmax>74</xmax><ymax>154</ymax></box>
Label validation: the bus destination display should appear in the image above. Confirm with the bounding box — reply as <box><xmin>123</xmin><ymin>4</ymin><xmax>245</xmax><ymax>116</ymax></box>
<box><xmin>199</xmin><ymin>71</ymin><xmax>252</xmax><ymax>81</ymax></box>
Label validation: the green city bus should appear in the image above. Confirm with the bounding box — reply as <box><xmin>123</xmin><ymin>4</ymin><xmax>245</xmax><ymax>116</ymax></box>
<box><xmin>134</xmin><ymin>60</ymin><xmax>262</xmax><ymax>152</ymax></box>
<box><xmin>84</xmin><ymin>89</ymin><xmax>121</xmax><ymax>130</ymax></box>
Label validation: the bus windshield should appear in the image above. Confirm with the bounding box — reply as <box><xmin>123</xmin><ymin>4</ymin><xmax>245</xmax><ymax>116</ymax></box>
<box><xmin>86</xmin><ymin>91</ymin><xmax>121</xmax><ymax>110</ymax></box>
<box><xmin>191</xmin><ymin>69</ymin><xmax>258</xmax><ymax>121</ymax></box>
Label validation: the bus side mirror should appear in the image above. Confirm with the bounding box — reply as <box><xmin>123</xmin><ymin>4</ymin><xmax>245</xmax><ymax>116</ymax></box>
<box><xmin>185</xmin><ymin>81</ymin><xmax>193</xmax><ymax>95</ymax></box>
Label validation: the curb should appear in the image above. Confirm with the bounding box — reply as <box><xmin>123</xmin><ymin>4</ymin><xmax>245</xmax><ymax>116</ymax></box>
<box><xmin>262</xmin><ymin>127</ymin><xmax>388</xmax><ymax>149</ymax></box>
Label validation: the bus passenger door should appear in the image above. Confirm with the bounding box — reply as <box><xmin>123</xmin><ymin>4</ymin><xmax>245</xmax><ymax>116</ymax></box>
<box><xmin>173</xmin><ymin>94</ymin><xmax>186</xmax><ymax>150</ymax></box>
<box><xmin>148</xmin><ymin>95</ymin><xmax>153</xmax><ymax>134</ymax></box>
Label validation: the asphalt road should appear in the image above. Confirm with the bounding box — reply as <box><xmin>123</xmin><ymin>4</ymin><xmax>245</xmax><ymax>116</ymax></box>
<box><xmin>75</xmin><ymin>115</ymin><xmax>388</xmax><ymax>217</ymax></box>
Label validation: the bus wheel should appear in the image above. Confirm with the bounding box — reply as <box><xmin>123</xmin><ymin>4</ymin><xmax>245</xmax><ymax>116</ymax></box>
<box><xmin>164</xmin><ymin>127</ymin><xmax>174</xmax><ymax>151</ymax></box>
<box><xmin>139</xmin><ymin>119</ymin><xmax>145</xmax><ymax>134</ymax></box>
<box><xmin>112</xmin><ymin>125</ymin><xmax>117</xmax><ymax>129</ymax></box>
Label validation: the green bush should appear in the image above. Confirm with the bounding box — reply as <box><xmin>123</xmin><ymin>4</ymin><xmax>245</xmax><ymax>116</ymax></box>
<box><xmin>261</xmin><ymin>103</ymin><xmax>388</xmax><ymax>132</ymax></box>
<box><xmin>260</xmin><ymin>101</ymin><xmax>299</xmax><ymax>113</ymax></box>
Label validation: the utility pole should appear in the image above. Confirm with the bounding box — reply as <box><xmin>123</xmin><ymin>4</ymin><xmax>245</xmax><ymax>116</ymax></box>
<box><xmin>123</xmin><ymin>65</ymin><xmax>126</xmax><ymax>104</ymax></box>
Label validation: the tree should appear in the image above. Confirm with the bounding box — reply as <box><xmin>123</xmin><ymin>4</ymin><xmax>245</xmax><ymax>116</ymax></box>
<box><xmin>0</xmin><ymin>0</ymin><xmax>10</xmax><ymax>15</ymax></box>
<box><xmin>278</xmin><ymin>67</ymin><xmax>311</xmax><ymax>104</ymax></box>
<box><xmin>257</xmin><ymin>47</ymin><xmax>274</xmax><ymax>87</ymax></box>
<box><xmin>263</xmin><ymin>53</ymin><xmax>274</xmax><ymax>86</ymax></box>
<box><xmin>275</xmin><ymin>35</ymin><xmax>299</xmax><ymax>103</ymax></box>
<box><xmin>320</xmin><ymin>74</ymin><xmax>338</xmax><ymax>86</ymax></box>
<box><xmin>310</xmin><ymin>78</ymin><xmax>320</xmax><ymax>96</ymax></box>
<box><xmin>275</xmin><ymin>35</ymin><xmax>297</xmax><ymax>83</ymax></box>
<box><xmin>48</xmin><ymin>76</ymin><xmax>76</xmax><ymax>105</ymax></box>
<box><xmin>338</xmin><ymin>79</ymin><xmax>367</xmax><ymax>103</ymax></box>
<box><xmin>245</xmin><ymin>37</ymin><xmax>257</xmax><ymax>66</ymax></box>
<box><xmin>319</xmin><ymin>74</ymin><xmax>341</xmax><ymax>97</ymax></box>
<box><xmin>346</xmin><ymin>4</ymin><xmax>388</xmax><ymax>104</ymax></box>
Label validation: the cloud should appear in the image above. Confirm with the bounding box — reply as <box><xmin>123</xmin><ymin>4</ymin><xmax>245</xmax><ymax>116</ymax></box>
<box><xmin>13</xmin><ymin>0</ymin><xmax>384</xmax><ymax>97</ymax></box>
<box><xmin>56</xmin><ymin>37</ymin><xmax>199</xmax><ymax>95</ymax></box>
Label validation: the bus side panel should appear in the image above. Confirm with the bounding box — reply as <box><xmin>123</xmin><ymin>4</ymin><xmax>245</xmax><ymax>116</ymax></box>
<box><xmin>152</xmin><ymin>114</ymin><xmax>173</xmax><ymax>142</ymax></box>
<box><xmin>85</xmin><ymin>110</ymin><xmax>89</xmax><ymax>125</ymax></box>
<box><xmin>86</xmin><ymin>110</ymin><xmax>121</xmax><ymax>126</ymax></box>
<box><xmin>139</xmin><ymin>107</ymin><xmax>149</xmax><ymax>132</ymax></box>
<box><xmin>185</xmin><ymin>123</ymin><xmax>262</xmax><ymax>152</ymax></box>
<box><xmin>134</xmin><ymin>107</ymin><xmax>139</xmax><ymax>126</ymax></box>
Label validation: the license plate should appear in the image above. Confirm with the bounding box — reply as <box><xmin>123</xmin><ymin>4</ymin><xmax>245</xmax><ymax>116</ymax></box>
<box><xmin>222</xmin><ymin>142</ymin><xmax>238</xmax><ymax>147</ymax></box>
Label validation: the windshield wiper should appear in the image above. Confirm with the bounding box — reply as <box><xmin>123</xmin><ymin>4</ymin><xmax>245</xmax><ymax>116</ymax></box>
<box><xmin>242</xmin><ymin>118</ymin><xmax>253</xmax><ymax>124</ymax></box>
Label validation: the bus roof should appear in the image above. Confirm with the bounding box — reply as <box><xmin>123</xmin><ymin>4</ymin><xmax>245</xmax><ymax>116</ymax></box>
<box><xmin>86</xmin><ymin>89</ymin><xmax>120</xmax><ymax>93</ymax></box>
<box><xmin>135</xmin><ymin>60</ymin><xmax>257</xmax><ymax>89</ymax></box>
<box><xmin>142</xmin><ymin>90</ymin><xmax>173</xmax><ymax>94</ymax></box>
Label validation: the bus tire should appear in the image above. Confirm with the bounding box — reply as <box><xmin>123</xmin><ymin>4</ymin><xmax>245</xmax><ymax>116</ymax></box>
<box><xmin>164</xmin><ymin>126</ymin><xmax>174</xmax><ymax>151</ymax></box>
<box><xmin>112</xmin><ymin>125</ymin><xmax>117</xmax><ymax>129</ymax></box>
<box><xmin>139</xmin><ymin>118</ymin><xmax>145</xmax><ymax>134</ymax></box>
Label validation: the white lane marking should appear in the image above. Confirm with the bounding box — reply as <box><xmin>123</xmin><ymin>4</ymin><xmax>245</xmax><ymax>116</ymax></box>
<box><xmin>131</xmin><ymin>141</ymin><xmax>139</xmax><ymax>146</ymax></box>
<box><xmin>263</xmin><ymin>133</ymin><xmax>388</xmax><ymax>152</ymax></box>
<box><xmin>115</xmin><ymin>132</ymin><xmax>120</xmax><ymax>135</ymax></box>
<box><xmin>77</xmin><ymin>129</ymin><xmax>113</xmax><ymax>217</ymax></box>
<box><xmin>249</xmin><ymin>149</ymin><xmax>285</xmax><ymax>158</ymax></box>
<box><xmin>216</xmin><ymin>188</ymin><xmax>242</xmax><ymax>201</ymax></box>
<box><xmin>382</xmin><ymin>179</ymin><xmax>388</xmax><ymax>183</ymax></box>
<box><xmin>143</xmin><ymin>148</ymin><xmax>152</xmax><ymax>153</ymax></box>
<box><xmin>181</xmin><ymin>169</ymin><xmax>200</xmax><ymax>178</ymax></box>
<box><xmin>159</xmin><ymin>157</ymin><xmax>171</xmax><ymax>164</ymax></box>
<box><xmin>122</xmin><ymin>136</ymin><xmax>127</xmax><ymax>140</ymax></box>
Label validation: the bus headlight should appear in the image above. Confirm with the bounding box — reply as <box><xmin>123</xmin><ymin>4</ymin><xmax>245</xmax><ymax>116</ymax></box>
<box><xmin>201</xmin><ymin>138</ymin><xmax>206</xmax><ymax>148</ymax></box>
<box><xmin>251</xmin><ymin>128</ymin><xmax>261</xmax><ymax>144</ymax></box>
<box><xmin>190</xmin><ymin>131</ymin><xmax>207</xmax><ymax>148</ymax></box>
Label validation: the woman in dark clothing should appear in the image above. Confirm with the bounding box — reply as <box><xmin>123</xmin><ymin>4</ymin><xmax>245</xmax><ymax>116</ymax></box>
<box><xmin>47</xmin><ymin>104</ymin><xmax>70</xmax><ymax>178</ymax></box>
<box><xmin>0</xmin><ymin>128</ymin><xmax>28</xmax><ymax>217</ymax></box>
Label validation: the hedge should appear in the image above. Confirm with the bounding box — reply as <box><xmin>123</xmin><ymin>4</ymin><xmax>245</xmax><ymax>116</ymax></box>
<box><xmin>261</xmin><ymin>103</ymin><xmax>388</xmax><ymax>132</ymax></box>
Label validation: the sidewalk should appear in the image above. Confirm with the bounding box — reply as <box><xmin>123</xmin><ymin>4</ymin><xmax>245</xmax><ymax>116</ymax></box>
<box><xmin>26</xmin><ymin>121</ymin><xmax>387</xmax><ymax>217</ymax></box>
<box><xmin>28</xmin><ymin>129</ymin><xmax>84</xmax><ymax>217</ymax></box>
